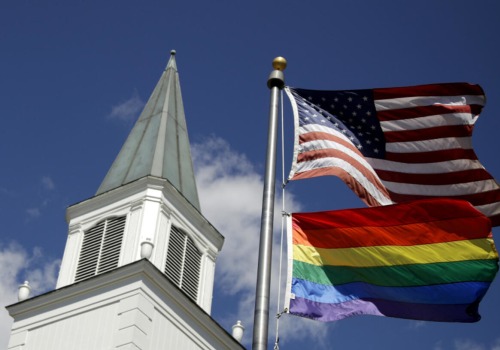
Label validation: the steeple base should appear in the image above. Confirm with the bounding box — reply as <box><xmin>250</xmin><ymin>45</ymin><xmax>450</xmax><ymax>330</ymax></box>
<box><xmin>57</xmin><ymin>176</ymin><xmax>223</xmax><ymax>313</ymax></box>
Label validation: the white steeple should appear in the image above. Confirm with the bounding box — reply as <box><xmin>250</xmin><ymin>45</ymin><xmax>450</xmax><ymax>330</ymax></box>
<box><xmin>56</xmin><ymin>51</ymin><xmax>223</xmax><ymax>313</ymax></box>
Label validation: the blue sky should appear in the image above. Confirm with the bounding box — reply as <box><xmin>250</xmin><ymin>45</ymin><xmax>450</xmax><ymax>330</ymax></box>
<box><xmin>1</xmin><ymin>1</ymin><xmax>499</xmax><ymax>349</ymax></box>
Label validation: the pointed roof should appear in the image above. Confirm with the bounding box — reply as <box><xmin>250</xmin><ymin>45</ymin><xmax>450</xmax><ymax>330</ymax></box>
<box><xmin>96</xmin><ymin>51</ymin><xmax>201</xmax><ymax>210</ymax></box>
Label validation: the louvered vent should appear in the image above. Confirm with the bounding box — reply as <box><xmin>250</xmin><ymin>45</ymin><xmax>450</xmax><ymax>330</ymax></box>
<box><xmin>164</xmin><ymin>226</ymin><xmax>202</xmax><ymax>302</ymax></box>
<box><xmin>75</xmin><ymin>216</ymin><xmax>126</xmax><ymax>282</ymax></box>
<box><xmin>75</xmin><ymin>222</ymin><xmax>104</xmax><ymax>282</ymax></box>
<box><xmin>182</xmin><ymin>238</ymin><xmax>202</xmax><ymax>301</ymax></box>
<box><xmin>165</xmin><ymin>226</ymin><xmax>184</xmax><ymax>285</ymax></box>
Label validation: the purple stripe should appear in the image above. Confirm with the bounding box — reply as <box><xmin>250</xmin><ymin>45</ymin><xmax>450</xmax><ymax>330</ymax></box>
<box><xmin>289</xmin><ymin>296</ymin><xmax>480</xmax><ymax>323</ymax></box>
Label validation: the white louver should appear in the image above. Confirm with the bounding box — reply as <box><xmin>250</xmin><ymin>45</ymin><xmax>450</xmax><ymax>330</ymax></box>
<box><xmin>165</xmin><ymin>226</ymin><xmax>202</xmax><ymax>302</ymax></box>
<box><xmin>75</xmin><ymin>216</ymin><xmax>126</xmax><ymax>282</ymax></box>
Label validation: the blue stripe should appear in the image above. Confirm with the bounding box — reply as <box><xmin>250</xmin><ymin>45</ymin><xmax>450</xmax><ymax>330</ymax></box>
<box><xmin>291</xmin><ymin>278</ymin><xmax>491</xmax><ymax>305</ymax></box>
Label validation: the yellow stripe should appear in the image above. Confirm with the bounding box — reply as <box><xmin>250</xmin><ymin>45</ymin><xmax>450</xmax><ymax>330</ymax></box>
<box><xmin>293</xmin><ymin>238</ymin><xmax>498</xmax><ymax>267</ymax></box>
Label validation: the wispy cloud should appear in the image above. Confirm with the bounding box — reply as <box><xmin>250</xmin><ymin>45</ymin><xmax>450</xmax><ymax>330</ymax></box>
<box><xmin>26</xmin><ymin>208</ymin><xmax>41</xmax><ymax>219</ymax></box>
<box><xmin>41</xmin><ymin>176</ymin><xmax>55</xmax><ymax>191</ymax></box>
<box><xmin>492</xmin><ymin>338</ymin><xmax>500</xmax><ymax>350</ymax></box>
<box><xmin>454</xmin><ymin>339</ymin><xmax>485</xmax><ymax>350</ymax></box>
<box><xmin>24</xmin><ymin>176</ymin><xmax>57</xmax><ymax>220</ymax></box>
<box><xmin>193</xmin><ymin>136</ymin><xmax>329</xmax><ymax>347</ymax></box>
<box><xmin>434</xmin><ymin>341</ymin><xmax>444</xmax><ymax>350</ymax></box>
<box><xmin>0</xmin><ymin>242</ymin><xmax>60</xmax><ymax>349</ymax></box>
<box><xmin>407</xmin><ymin>320</ymin><xmax>426</xmax><ymax>330</ymax></box>
<box><xmin>434</xmin><ymin>338</ymin><xmax>500</xmax><ymax>350</ymax></box>
<box><xmin>108</xmin><ymin>91</ymin><xmax>144</xmax><ymax>123</ymax></box>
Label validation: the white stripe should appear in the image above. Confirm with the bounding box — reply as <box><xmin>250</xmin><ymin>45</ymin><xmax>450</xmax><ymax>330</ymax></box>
<box><xmin>386</xmin><ymin>137</ymin><xmax>472</xmax><ymax>153</ymax></box>
<box><xmin>380</xmin><ymin>113</ymin><xmax>476</xmax><ymax>132</ymax></box>
<box><xmin>299</xmin><ymin>123</ymin><xmax>352</xmax><ymax>143</ymax></box>
<box><xmin>367</xmin><ymin>158</ymin><xmax>484</xmax><ymax>174</ymax></box>
<box><xmin>297</xmin><ymin>157</ymin><xmax>393</xmax><ymax>205</ymax></box>
<box><xmin>286</xmin><ymin>86</ymin><xmax>303</xmax><ymax>180</ymax></box>
<box><xmin>475</xmin><ymin>202</ymin><xmax>500</xmax><ymax>217</ymax></box>
<box><xmin>382</xmin><ymin>179</ymin><xmax>499</xmax><ymax>196</ymax></box>
<box><xmin>375</xmin><ymin>95</ymin><xmax>485</xmax><ymax>111</ymax></box>
<box><xmin>299</xmin><ymin>139</ymin><xmax>380</xmax><ymax>179</ymax></box>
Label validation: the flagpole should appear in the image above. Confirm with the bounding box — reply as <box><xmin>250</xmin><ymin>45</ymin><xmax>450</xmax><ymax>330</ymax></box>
<box><xmin>253</xmin><ymin>57</ymin><xmax>286</xmax><ymax>350</ymax></box>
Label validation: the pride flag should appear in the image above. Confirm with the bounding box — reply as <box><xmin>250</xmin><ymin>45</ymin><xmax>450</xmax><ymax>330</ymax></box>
<box><xmin>285</xmin><ymin>199</ymin><xmax>498</xmax><ymax>322</ymax></box>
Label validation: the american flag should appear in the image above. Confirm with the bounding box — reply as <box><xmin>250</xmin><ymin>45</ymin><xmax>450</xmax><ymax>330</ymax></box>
<box><xmin>285</xmin><ymin>83</ymin><xmax>500</xmax><ymax>226</ymax></box>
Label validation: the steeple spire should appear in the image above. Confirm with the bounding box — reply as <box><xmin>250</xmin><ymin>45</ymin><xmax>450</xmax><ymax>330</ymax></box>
<box><xmin>96</xmin><ymin>50</ymin><xmax>200</xmax><ymax>210</ymax></box>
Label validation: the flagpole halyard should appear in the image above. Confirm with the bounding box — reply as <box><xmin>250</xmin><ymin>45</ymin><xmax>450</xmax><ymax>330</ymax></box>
<box><xmin>252</xmin><ymin>57</ymin><xmax>286</xmax><ymax>350</ymax></box>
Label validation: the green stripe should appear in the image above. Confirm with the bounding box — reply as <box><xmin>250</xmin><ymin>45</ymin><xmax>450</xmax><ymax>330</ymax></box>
<box><xmin>293</xmin><ymin>259</ymin><xmax>499</xmax><ymax>287</ymax></box>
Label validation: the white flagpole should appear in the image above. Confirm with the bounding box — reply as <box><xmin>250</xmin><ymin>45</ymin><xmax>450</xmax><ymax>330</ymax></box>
<box><xmin>252</xmin><ymin>57</ymin><xmax>286</xmax><ymax>350</ymax></box>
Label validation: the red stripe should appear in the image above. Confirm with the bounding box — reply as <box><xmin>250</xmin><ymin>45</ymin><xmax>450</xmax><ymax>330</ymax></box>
<box><xmin>384</xmin><ymin>125</ymin><xmax>473</xmax><ymax>142</ymax></box>
<box><xmin>292</xmin><ymin>216</ymin><xmax>491</xmax><ymax>249</ymax></box>
<box><xmin>293</xmin><ymin>198</ymin><xmax>485</xmax><ymax>228</ymax></box>
<box><xmin>298</xmin><ymin>132</ymin><xmax>388</xmax><ymax>198</ymax></box>
<box><xmin>387</xmin><ymin>188</ymin><xmax>500</xmax><ymax>207</ymax></box>
<box><xmin>384</xmin><ymin>149</ymin><xmax>478</xmax><ymax>163</ymax></box>
<box><xmin>373</xmin><ymin>83</ymin><xmax>485</xmax><ymax>100</ymax></box>
<box><xmin>292</xmin><ymin>167</ymin><xmax>386</xmax><ymax>207</ymax></box>
<box><xmin>296</xmin><ymin>148</ymin><xmax>389</xmax><ymax>204</ymax></box>
<box><xmin>295</xmin><ymin>131</ymin><xmax>390</xmax><ymax>206</ymax></box>
<box><xmin>376</xmin><ymin>168</ymin><xmax>493</xmax><ymax>185</ymax></box>
<box><xmin>292</xmin><ymin>199</ymin><xmax>490</xmax><ymax>248</ymax></box>
<box><xmin>377</xmin><ymin>104</ymin><xmax>482</xmax><ymax>122</ymax></box>
<box><xmin>490</xmin><ymin>213</ymin><xmax>500</xmax><ymax>227</ymax></box>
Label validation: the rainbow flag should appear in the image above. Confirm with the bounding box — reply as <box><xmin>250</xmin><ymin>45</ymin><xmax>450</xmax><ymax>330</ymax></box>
<box><xmin>285</xmin><ymin>199</ymin><xmax>498</xmax><ymax>322</ymax></box>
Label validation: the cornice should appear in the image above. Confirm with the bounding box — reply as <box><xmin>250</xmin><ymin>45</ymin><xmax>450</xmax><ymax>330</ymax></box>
<box><xmin>65</xmin><ymin>176</ymin><xmax>224</xmax><ymax>250</ymax></box>
<box><xmin>6</xmin><ymin>260</ymin><xmax>244</xmax><ymax>349</ymax></box>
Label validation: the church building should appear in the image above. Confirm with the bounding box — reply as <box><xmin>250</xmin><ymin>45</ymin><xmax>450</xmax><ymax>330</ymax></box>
<box><xmin>6</xmin><ymin>51</ymin><xmax>245</xmax><ymax>350</ymax></box>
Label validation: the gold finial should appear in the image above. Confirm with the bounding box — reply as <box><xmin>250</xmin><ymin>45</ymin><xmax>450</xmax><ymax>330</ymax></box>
<box><xmin>272</xmin><ymin>57</ymin><xmax>287</xmax><ymax>71</ymax></box>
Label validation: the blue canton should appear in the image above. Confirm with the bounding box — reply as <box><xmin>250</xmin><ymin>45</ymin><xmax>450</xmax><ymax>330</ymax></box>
<box><xmin>292</xmin><ymin>88</ymin><xmax>386</xmax><ymax>158</ymax></box>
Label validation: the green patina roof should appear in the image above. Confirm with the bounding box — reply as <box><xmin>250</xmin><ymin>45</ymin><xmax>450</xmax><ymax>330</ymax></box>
<box><xmin>96</xmin><ymin>51</ymin><xmax>200</xmax><ymax>210</ymax></box>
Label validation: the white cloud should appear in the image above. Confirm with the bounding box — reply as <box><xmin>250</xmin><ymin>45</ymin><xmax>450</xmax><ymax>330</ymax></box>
<box><xmin>108</xmin><ymin>91</ymin><xmax>144</xmax><ymax>122</ymax></box>
<box><xmin>41</xmin><ymin>176</ymin><xmax>55</xmax><ymax>191</ymax></box>
<box><xmin>434</xmin><ymin>341</ymin><xmax>444</xmax><ymax>350</ymax></box>
<box><xmin>23</xmin><ymin>177</ymin><xmax>57</xmax><ymax>221</ymax></box>
<box><xmin>193</xmin><ymin>136</ymin><xmax>329</xmax><ymax>347</ymax></box>
<box><xmin>26</xmin><ymin>208</ymin><xmax>41</xmax><ymax>219</ymax></box>
<box><xmin>0</xmin><ymin>242</ymin><xmax>60</xmax><ymax>349</ymax></box>
<box><xmin>434</xmin><ymin>338</ymin><xmax>500</xmax><ymax>350</ymax></box>
<box><xmin>454</xmin><ymin>339</ymin><xmax>485</xmax><ymax>350</ymax></box>
<box><xmin>407</xmin><ymin>320</ymin><xmax>426</xmax><ymax>330</ymax></box>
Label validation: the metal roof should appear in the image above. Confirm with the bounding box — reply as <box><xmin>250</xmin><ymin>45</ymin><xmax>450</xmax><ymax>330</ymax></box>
<box><xmin>96</xmin><ymin>51</ymin><xmax>200</xmax><ymax>210</ymax></box>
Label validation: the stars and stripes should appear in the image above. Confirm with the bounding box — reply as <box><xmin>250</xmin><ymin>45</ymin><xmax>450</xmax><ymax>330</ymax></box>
<box><xmin>285</xmin><ymin>83</ymin><xmax>500</xmax><ymax>226</ymax></box>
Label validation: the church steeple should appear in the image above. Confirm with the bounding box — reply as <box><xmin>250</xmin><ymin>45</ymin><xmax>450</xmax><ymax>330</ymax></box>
<box><xmin>96</xmin><ymin>50</ymin><xmax>200</xmax><ymax>211</ymax></box>
<box><xmin>55</xmin><ymin>52</ymin><xmax>223</xmax><ymax>314</ymax></box>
